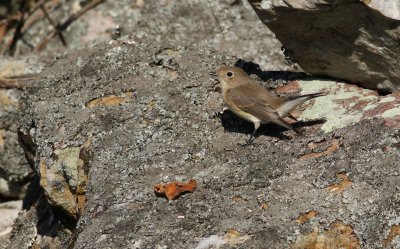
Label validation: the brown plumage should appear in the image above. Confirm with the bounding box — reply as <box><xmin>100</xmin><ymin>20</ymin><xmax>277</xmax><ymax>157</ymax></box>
<box><xmin>216</xmin><ymin>66</ymin><xmax>324</xmax><ymax>143</ymax></box>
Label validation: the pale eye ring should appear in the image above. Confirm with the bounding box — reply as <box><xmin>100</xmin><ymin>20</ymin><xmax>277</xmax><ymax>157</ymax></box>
<box><xmin>226</xmin><ymin>71</ymin><xmax>234</xmax><ymax>78</ymax></box>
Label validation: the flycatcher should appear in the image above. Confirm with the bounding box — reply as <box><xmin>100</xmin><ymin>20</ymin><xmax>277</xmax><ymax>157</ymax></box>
<box><xmin>215</xmin><ymin>66</ymin><xmax>324</xmax><ymax>143</ymax></box>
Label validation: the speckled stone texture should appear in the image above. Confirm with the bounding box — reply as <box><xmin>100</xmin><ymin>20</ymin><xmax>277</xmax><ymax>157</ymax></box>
<box><xmin>12</xmin><ymin>39</ymin><xmax>400</xmax><ymax>248</ymax></box>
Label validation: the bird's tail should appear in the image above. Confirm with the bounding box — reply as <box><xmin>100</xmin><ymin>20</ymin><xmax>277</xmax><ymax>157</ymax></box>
<box><xmin>276</xmin><ymin>92</ymin><xmax>325</xmax><ymax>117</ymax></box>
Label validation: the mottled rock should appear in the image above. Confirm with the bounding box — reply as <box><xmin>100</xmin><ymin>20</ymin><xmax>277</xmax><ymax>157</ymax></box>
<box><xmin>275</xmin><ymin>79</ymin><xmax>400</xmax><ymax>132</ymax></box>
<box><xmin>39</xmin><ymin>142</ymin><xmax>90</xmax><ymax>218</ymax></box>
<box><xmin>14</xmin><ymin>40</ymin><xmax>400</xmax><ymax>249</ymax></box>
<box><xmin>0</xmin><ymin>200</ymin><xmax>21</xmax><ymax>248</ymax></box>
<box><xmin>247</xmin><ymin>0</ymin><xmax>400</xmax><ymax>92</ymax></box>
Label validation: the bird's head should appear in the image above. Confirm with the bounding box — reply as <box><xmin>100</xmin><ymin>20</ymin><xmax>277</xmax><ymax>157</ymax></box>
<box><xmin>216</xmin><ymin>66</ymin><xmax>249</xmax><ymax>91</ymax></box>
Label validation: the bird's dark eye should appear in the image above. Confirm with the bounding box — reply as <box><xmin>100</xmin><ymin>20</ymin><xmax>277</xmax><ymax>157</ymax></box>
<box><xmin>226</xmin><ymin>72</ymin><xmax>234</xmax><ymax>78</ymax></box>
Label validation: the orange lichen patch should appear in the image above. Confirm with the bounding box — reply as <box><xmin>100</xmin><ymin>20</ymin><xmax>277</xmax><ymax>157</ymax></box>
<box><xmin>0</xmin><ymin>129</ymin><xmax>4</xmax><ymax>147</ymax></box>
<box><xmin>275</xmin><ymin>81</ymin><xmax>300</xmax><ymax>94</ymax></box>
<box><xmin>85</xmin><ymin>92</ymin><xmax>133</xmax><ymax>108</ymax></box>
<box><xmin>292</xmin><ymin>220</ymin><xmax>360</xmax><ymax>249</ymax></box>
<box><xmin>299</xmin><ymin>139</ymin><xmax>340</xmax><ymax>160</ymax></box>
<box><xmin>327</xmin><ymin>173</ymin><xmax>352</xmax><ymax>193</ymax></box>
<box><xmin>260</xmin><ymin>202</ymin><xmax>269</xmax><ymax>210</ymax></box>
<box><xmin>154</xmin><ymin>179</ymin><xmax>197</xmax><ymax>200</ymax></box>
<box><xmin>296</xmin><ymin>210</ymin><xmax>318</xmax><ymax>225</ymax></box>
<box><xmin>382</xmin><ymin>225</ymin><xmax>400</xmax><ymax>246</ymax></box>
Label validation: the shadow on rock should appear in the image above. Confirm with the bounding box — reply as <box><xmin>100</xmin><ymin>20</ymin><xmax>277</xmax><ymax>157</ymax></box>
<box><xmin>219</xmin><ymin>110</ymin><xmax>290</xmax><ymax>140</ymax></box>
<box><xmin>234</xmin><ymin>59</ymin><xmax>309</xmax><ymax>82</ymax></box>
<box><xmin>219</xmin><ymin>110</ymin><xmax>326</xmax><ymax>141</ymax></box>
<box><xmin>293</xmin><ymin>119</ymin><xmax>326</xmax><ymax>129</ymax></box>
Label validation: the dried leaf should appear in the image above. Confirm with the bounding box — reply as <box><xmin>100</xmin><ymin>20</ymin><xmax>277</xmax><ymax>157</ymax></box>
<box><xmin>154</xmin><ymin>179</ymin><xmax>197</xmax><ymax>200</ymax></box>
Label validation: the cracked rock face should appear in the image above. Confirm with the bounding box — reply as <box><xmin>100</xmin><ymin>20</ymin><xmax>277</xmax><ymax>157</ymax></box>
<box><xmin>247</xmin><ymin>0</ymin><xmax>400</xmax><ymax>92</ymax></box>
<box><xmin>12</xmin><ymin>40</ymin><xmax>400</xmax><ymax>248</ymax></box>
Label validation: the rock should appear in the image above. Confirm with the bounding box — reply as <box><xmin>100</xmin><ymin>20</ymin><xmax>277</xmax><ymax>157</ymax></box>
<box><xmin>9</xmin><ymin>0</ymin><xmax>290</xmax><ymax>71</ymax></box>
<box><xmin>0</xmin><ymin>200</ymin><xmax>22</xmax><ymax>248</ymax></box>
<box><xmin>275</xmin><ymin>78</ymin><xmax>400</xmax><ymax>132</ymax></box>
<box><xmin>7</xmin><ymin>177</ymin><xmax>62</xmax><ymax>249</ymax></box>
<box><xmin>13</xmin><ymin>39</ymin><xmax>400</xmax><ymax>248</ymax></box>
<box><xmin>0</xmin><ymin>56</ymin><xmax>44</xmax><ymax>200</ymax></box>
<box><xmin>247</xmin><ymin>0</ymin><xmax>400</xmax><ymax>92</ymax></box>
<box><xmin>39</xmin><ymin>142</ymin><xmax>90</xmax><ymax>218</ymax></box>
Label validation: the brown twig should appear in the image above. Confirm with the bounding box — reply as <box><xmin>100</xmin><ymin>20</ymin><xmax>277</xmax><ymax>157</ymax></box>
<box><xmin>39</xmin><ymin>2</ymin><xmax>67</xmax><ymax>46</ymax></box>
<box><xmin>210</xmin><ymin>9</ymin><xmax>225</xmax><ymax>51</ymax></box>
<box><xmin>35</xmin><ymin>0</ymin><xmax>106</xmax><ymax>52</ymax></box>
<box><xmin>0</xmin><ymin>14</ymin><xmax>20</xmax><ymax>43</ymax></box>
<box><xmin>21</xmin><ymin>0</ymin><xmax>62</xmax><ymax>34</ymax></box>
<box><xmin>8</xmin><ymin>0</ymin><xmax>28</xmax><ymax>56</ymax></box>
<box><xmin>1</xmin><ymin>0</ymin><xmax>63</xmax><ymax>55</ymax></box>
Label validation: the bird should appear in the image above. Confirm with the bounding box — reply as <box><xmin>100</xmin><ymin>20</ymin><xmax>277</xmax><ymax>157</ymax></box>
<box><xmin>214</xmin><ymin>66</ymin><xmax>324</xmax><ymax>143</ymax></box>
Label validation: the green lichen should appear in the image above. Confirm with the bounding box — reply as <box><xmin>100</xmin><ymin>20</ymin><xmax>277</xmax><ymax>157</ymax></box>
<box><xmin>382</xmin><ymin>106</ymin><xmax>400</xmax><ymax>118</ymax></box>
<box><xmin>379</xmin><ymin>96</ymin><xmax>396</xmax><ymax>103</ymax></box>
<box><xmin>297</xmin><ymin>80</ymin><xmax>377</xmax><ymax>133</ymax></box>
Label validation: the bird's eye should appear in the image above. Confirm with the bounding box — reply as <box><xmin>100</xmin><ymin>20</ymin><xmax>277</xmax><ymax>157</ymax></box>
<box><xmin>226</xmin><ymin>72</ymin><xmax>234</xmax><ymax>78</ymax></box>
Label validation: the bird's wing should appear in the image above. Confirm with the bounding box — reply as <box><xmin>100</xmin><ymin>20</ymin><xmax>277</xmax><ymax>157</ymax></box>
<box><xmin>227</xmin><ymin>84</ymin><xmax>292</xmax><ymax>129</ymax></box>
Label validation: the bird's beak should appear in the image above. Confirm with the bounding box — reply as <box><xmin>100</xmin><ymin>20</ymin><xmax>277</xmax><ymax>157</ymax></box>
<box><xmin>208</xmin><ymin>72</ymin><xmax>220</xmax><ymax>92</ymax></box>
<box><xmin>208</xmin><ymin>71</ymin><xmax>219</xmax><ymax>86</ymax></box>
<box><xmin>208</xmin><ymin>72</ymin><xmax>218</xmax><ymax>78</ymax></box>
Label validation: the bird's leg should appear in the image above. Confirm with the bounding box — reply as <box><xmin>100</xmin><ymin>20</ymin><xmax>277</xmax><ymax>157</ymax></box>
<box><xmin>246</xmin><ymin>121</ymin><xmax>260</xmax><ymax>144</ymax></box>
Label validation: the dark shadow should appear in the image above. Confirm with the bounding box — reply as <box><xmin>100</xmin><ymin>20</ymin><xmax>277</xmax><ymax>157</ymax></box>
<box><xmin>234</xmin><ymin>59</ymin><xmax>309</xmax><ymax>82</ymax></box>
<box><xmin>293</xmin><ymin>118</ymin><xmax>326</xmax><ymax>129</ymax></box>
<box><xmin>22</xmin><ymin>176</ymin><xmax>41</xmax><ymax>210</ymax></box>
<box><xmin>219</xmin><ymin>110</ymin><xmax>326</xmax><ymax>141</ymax></box>
<box><xmin>219</xmin><ymin>110</ymin><xmax>290</xmax><ymax>140</ymax></box>
<box><xmin>21</xmin><ymin>175</ymin><xmax>78</xmax><ymax>242</ymax></box>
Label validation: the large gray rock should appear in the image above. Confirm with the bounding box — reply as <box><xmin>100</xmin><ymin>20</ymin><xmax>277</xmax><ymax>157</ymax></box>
<box><xmin>247</xmin><ymin>0</ymin><xmax>400</xmax><ymax>92</ymax></box>
<box><xmin>11</xmin><ymin>39</ymin><xmax>400</xmax><ymax>248</ymax></box>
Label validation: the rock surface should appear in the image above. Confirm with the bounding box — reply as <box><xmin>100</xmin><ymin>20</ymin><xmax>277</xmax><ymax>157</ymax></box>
<box><xmin>11</xmin><ymin>40</ymin><xmax>400</xmax><ymax>248</ymax></box>
<box><xmin>0</xmin><ymin>200</ymin><xmax>22</xmax><ymax>248</ymax></box>
<box><xmin>8</xmin><ymin>0</ymin><xmax>290</xmax><ymax>71</ymax></box>
<box><xmin>247</xmin><ymin>0</ymin><xmax>400</xmax><ymax>92</ymax></box>
<box><xmin>0</xmin><ymin>56</ymin><xmax>44</xmax><ymax>200</ymax></box>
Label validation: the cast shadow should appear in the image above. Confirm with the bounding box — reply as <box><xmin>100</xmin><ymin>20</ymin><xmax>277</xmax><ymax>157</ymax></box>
<box><xmin>219</xmin><ymin>110</ymin><xmax>289</xmax><ymax>140</ymax></box>
<box><xmin>234</xmin><ymin>59</ymin><xmax>310</xmax><ymax>82</ymax></box>
<box><xmin>219</xmin><ymin>110</ymin><xmax>326</xmax><ymax>141</ymax></box>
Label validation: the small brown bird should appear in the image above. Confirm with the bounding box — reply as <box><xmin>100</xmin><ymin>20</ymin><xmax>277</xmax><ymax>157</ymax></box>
<box><xmin>215</xmin><ymin>66</ymin><xmax>324</xmax><ymax>143</ymax></box>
